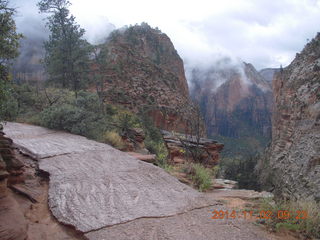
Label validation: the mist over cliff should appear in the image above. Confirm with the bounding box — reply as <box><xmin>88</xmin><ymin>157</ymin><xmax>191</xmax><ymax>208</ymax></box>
<box><xmin>188</xmin><ymin>57</ymin><xmax>273</xmax><ymax>156</ymax></box>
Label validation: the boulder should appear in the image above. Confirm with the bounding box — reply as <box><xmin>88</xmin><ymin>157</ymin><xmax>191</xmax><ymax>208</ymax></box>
<box><xmin>161</xmin><ymin>130</ymin><xmax>224</xmax><ymax>167</ymax></box>
<box><xmin>213</xmin><ymin>179</ymin><xmax>238</xmax><ymax>189</ymax></box>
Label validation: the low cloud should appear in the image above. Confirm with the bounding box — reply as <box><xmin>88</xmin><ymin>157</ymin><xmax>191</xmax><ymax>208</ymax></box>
<box><xmin>186</xmin><ymin>56</ymin><xmax>251</xmax><ymax>94</ymax></box>
<box><xmin>10</xmin><ymin>0</ymin><xmax>320</xmax><ymax>70</ymax></box>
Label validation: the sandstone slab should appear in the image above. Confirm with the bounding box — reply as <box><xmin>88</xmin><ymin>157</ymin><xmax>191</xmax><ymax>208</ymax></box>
<box><xmin>4</xmin><ymin>122</ymin><xmax>211</xmax><ymax>233</ymax></box>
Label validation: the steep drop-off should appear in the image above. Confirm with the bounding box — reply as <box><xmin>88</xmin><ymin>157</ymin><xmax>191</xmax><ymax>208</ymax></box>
<box><xmin>257</xmin><ymin>33</ymin><xmax>320</xmax><ymax>201</ymax></box>
<box><xmin>190</xmin><ymin>60</ymin><xmax>273</xmax><ymax>155</ymax></box>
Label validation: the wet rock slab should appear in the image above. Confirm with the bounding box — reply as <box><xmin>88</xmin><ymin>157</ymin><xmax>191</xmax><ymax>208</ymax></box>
<box><xmin>4</xmin><ymin>122</ymin><xmax>211</xmax><ymax>233</ymax></box>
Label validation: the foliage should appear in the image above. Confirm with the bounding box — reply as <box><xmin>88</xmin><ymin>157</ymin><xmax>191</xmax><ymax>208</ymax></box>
<box><xmin>8</xmin><ymin>84</ymin><xmax>77</xmax><ymax>123</ymax></box>
<box><xmin>102</xmin><ymin>131</ymin><xmax>125</xmax><ymax>150</ymax></box>
<box><xmin>259</xmin><ymin>198</ymin><xmax>320</xmax><ymax>239</ymax></box>
<box><xmin>38</xmin><ymin>90</ymin><xmax>112</xmax><ymax>139</ymax></box>
<box><xmin>137</xmin><ymin>110</ymin><xmax>163</xmax><ymax>151</ymax></box>
<box><xmin>153</xmin><ymin>142</ymin><xmax>168</xmax><ymax>167</ymax></box>
<box><xmin>137</xmin><ymin>111</ymin><xmax>170</xmax><ymax>169</ymax></box>
<box><xmin>0</xmin><ymin>76</ymin><xmax>19</xmax><ymax>120</ymax></box>
<box><xmin>10</xmin><ymin>83</ymin><xmax>168</xmax><ymax>157</ymax></box>
<box><xmin>40</xmin><ymin>104</ymin><xmax>84</xmax><ymax>132</ymax></box>
<box><xmin>190</xmin><ymin>163</ymin><xmax>212</xmax><ymax>192</ymax></box>
<box><xmin>0</xmin><ymin>90</ymin><xmax>18</xmax><ymax>120</ymax></box>
<box><xmin>219</xmin><ymin>155</ymin><xmax>260</xmax><ymax>190</ymax></box>
<box><xmin>38</xmin><ymin>0</ymin><xmax>90</xmax><ymax>95</ymax></box>
<box><xmin>0</xmin><ymin>0</ymin><xmax>22</xmax><ymax>121</ymax></box>
<box><xmin>0</xmin><ymin>0</ymin><xmax>23</xmax><ymax>64</ymax></box>
<box><xmin>111</xmin><ymin>110</ymin><xmax>141</xmax><ymax>141</ymax></box>
<box><xmin>162</xmin><ymin>163</ymin><xmax>174</xmax><ymax>173</ymax></box>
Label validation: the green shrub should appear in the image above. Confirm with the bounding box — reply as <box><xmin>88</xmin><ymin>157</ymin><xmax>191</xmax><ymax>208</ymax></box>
<box><xmin>0</xmin><ymin>94</ymin><xmax>18</xmax><ymax>120</ymax></box>
<box><xmin>39</xmin><ymin>102</ymin><xmax>109</xmax><ymax>140</ymax></box>
<box><xmin>162</xmin><ymin>164</ymin><xmax>174</xmax><ymax>173</ymax></box>
<box><xmin>154</xmin><ymin>142</ymin><xmax>168</xmax><ymax>167</ymax></box>
<box><xmin>191</xmin><ymin>163</ymin><xmax>212</xmax><ymax>192</ymax></box>
<box><xmin>75</xmin><ymin>91</ymin><xmax>102</xmax><ymax>113</ymax></box>
<box><xmin>138</xmin><ymin>111</ymin><xmax>164</xmax><ymax>153</ymax></box>
<box><xmin>0</xmin><ymin>80</ymin><xmax>19</xmax><ymax>121</ymax></box>
<box><xmin>112</xmin><ymin>110</ymin><xmax>141</xmax><ymax>135</ymax></box>
<box><xmin>260</xmin><ymin>198</ymin><xmax>320</xmax><ymax>239</ymax></box>
<box><xmin>39</xmin><ymin>104</ymin><xmax>85</xmax><ymax>131</ymax></box>
<box><xmin>103</xmin><ymin>131</ymin><xmax>125</xmax><ymax>149</ymax></box>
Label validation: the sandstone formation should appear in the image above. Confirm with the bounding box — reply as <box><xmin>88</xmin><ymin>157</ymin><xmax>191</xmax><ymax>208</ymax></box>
<box><xmin>161</xmin><ymin>130</ymin><xmax>224</xmax><ymax>167</ymax></box>
<box><xmin>190</xmin><ymin>60</ymin><xmax>273</xmax><ymax>154</ymax></box>
<box><xmin>4</xmin><ymin>122</ymin><xmax>214</xmax><ymax>233</ymax></box>
<box><xmin>95</xmin><ymin>23</ymin><xmax>195</xmax><ymax>133</ymax></box>
<box><xmin>257</xmin><ymin>33</ymin><xmax>320</xmax><ymax>201</ymax></box>
<box><xmin>0</xmin><ymin>124</ymin><xmax>28</xmax><ymax>240</ymax></box>
<box><xmin>120</xmin><ymin>127</ymin><xmax>150</xmax><ymax>154</ymax></box>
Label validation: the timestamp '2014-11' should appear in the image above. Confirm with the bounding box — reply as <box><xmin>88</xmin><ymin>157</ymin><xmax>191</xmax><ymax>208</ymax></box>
<box><xmin>211</xmin><ymin>210</ymin><xmax>308</xmax><ymax>220</ymax></box>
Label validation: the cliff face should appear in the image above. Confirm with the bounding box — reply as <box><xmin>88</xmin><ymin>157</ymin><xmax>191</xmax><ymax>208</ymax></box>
<box><xmin>258</xmin><ymin>34</ymin><xmax>320</xmax><ymax>201</ymax></box>
<box><xmin>0</xmin><ymin>124</ymin><xmax>28</xmax><ymax>240</ymax></box>
<box><xmin>97</xmin><ymin>24</ymin><xmax>192</xmax><ymax>132</ymax></box>
<box><xmin>190</xmin><ymin>61</ymin><xmax>272</xmax><ymax>153</ymax></box>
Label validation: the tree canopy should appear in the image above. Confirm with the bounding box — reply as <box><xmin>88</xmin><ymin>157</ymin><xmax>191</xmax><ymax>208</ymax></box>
<box><xmin>0</xmin><ymin>0</ymin><xmax>22</xmax><ymax>120</ymax></box>
<box><xmin>38</xmin><ymin>0</ymin><xmax>90</xmax><ymax>95</ymax></box>
<box><xmin>0</xmin><ymin>0</ymin><xmax>22</xmax><ymax>67</ymax></box>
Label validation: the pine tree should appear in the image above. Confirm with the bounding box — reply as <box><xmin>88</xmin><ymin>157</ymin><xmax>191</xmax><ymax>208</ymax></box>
<box><xmin>0</xmin><ymin>0</ymin><xmax>22</xmax><ymax>120</ymax></box>
<box><xmin>38</xmin><ymin>0</ymin><xmax>90</xmax><ymax>96</ymax></box>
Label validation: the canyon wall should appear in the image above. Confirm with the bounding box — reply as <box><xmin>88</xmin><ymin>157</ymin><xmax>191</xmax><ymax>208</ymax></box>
<box><xmin>257</xmin><ymin>33</ymin><xmax>320</xmax><ymax>201</ymax></box>
<box><xmin>190</xmin><ymin>61</ymin><xmax>273</xmax><ymax>155</ymax></box>
<box><xmin>97</xmin><ymin>23</ymin><xmax>194</xmax><ymax>133</ymax></box>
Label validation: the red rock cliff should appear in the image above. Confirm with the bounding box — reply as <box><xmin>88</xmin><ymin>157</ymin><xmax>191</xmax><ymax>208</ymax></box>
<box><xmin>94</xmin><ymin>23</ymin><xmax>193</xmax><ymax>132</ymax></box>
<box><xmin>191</xmin><ymin>61</ymin><xmax>273</xmax><ymax>142</ymax></box>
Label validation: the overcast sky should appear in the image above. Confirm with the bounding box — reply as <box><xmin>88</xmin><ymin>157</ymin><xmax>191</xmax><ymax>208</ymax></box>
<box><xmin>11</xmin><ymin>0</ymin><xmax>320</xmax><ymax>70</ymax></box>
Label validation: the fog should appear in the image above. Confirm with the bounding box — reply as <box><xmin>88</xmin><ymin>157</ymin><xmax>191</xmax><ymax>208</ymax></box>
<box><xmin>10</xmin><ymin>0</ymin><xmax>320</xmax><ymax>72</ymax></box>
